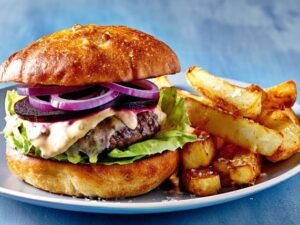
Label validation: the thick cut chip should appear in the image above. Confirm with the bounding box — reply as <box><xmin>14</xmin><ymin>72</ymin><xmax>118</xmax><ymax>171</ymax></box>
<box><xmin>257</xmin><ymin>108</ymin><xmax>300</xmax><ymax>162</ymax></box>
<box><xmin>181</xmin><ymin>131</ymin><xmax>216</xmax><ymax>169</ymax></box>
<box><xmin>213</xmin><ymin>144</ymin><xmax>261</xmax><ymax>186</ymax></box>
<box><xmin>152</xmin><ymin>75</ymin><xmax>172</xmax><ymax>88</ymax></box>
<box><xmin>264</xmin><ymin>81</ymin><xmax>297</xmax><ymax>109</ymax></box>
<box><xmin>184</xmin><ymin>96</ymin><xmax>283</xmax><ymax>156</ymax></box>
<box><xmin>182</xmin><ymin>168</ymin><xmax>221</xmax><ymax>196</ymax></box>
<box><xmin>186</xmin><ymin>66</ymin><xmax>263</xmax><ymax>118</ymax></box>
<box><xmin>153</xmin><ymin>75</ymin><xmax>214</xmax><ymax>106</ymax></box>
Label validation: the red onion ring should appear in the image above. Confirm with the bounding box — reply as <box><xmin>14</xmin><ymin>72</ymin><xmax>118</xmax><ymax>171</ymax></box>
<box><xmin>15</xmin><ymin>97</ymin><xmax>116</xmax><ymax>122</ymax></box>
<box><xmin>50</xmin><ymin>89</ymin><xmax>119</xmax><ymax>111</ymax></box>
<box><xmin>29</xmin><ymin>96</ymin><xmax>56</xmax><ymax>111</ymax></box>
<box><xmin>100</xmin><ymin>80</ymin><xmax>159</xmax><ymax>99</ymax></box>
<box><xmin>17</xmin><ymin>84</ymin><xmax>90</xmax><ymax>96</ymax></box>
<box><xmin>17</xmin><ymin>80</ymin><xmax>159</xmax><ymax>113</ymax></box>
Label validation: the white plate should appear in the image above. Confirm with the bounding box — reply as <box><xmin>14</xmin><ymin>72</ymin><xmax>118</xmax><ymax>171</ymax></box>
<box><xmin>0</xmin><ymin>74</ymin><xmax>299</xmax><ymax>214</ymax></box>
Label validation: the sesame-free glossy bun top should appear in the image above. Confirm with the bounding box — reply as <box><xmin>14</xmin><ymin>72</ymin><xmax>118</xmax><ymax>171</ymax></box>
<box><xmin>0</xmin><ymin>25</ymin><xmax>180</xmax><ymax>85</ymax></box>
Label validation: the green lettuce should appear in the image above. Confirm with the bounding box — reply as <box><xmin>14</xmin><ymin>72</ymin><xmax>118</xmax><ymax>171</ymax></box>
<box><xmin>5</xmin><ymin>90</ymin><xmax>25</xmax><ymax>116</ymax></box>
<box><xmin>106</xmin><ymin>87</ymin><xmax>197</xmax><ymax>164</ymax></box>
<box><xmin>3</xmin><ymin>88</ymin><xmax>196</xmax><ymax>165</ymax></box>
<box><xmin>3</xmin><ymin>91</ymin><xmax>32</xmax><ymax>154</ymax></box>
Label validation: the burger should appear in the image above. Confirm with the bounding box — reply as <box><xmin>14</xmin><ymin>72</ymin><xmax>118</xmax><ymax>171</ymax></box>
<box><xmin>0</xmin><ymin>25</ymin><xmax>196</xmax><ymax>198</ymax></box>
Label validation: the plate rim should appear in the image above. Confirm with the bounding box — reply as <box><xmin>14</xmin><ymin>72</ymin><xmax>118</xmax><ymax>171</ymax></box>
<box><xmin>0</xmin><ymin>78</ymin><xmax>299</xmax><ymax>213</ymax></box>
<box><xmin>0</xmin><ymin>162</ymin><xmax>299</xmax><ymax>212</ymax></box>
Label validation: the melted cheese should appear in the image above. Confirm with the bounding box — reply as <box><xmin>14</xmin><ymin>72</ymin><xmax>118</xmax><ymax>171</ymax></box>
<box><xmin>23</xmin><ymin>107</ymin><xmax>166</xmax><ymax>158</ymax></box>
<box><xmin>24</xmin><ymin>109</ymin><xmax>114</xmax><ymax>158</ymax></box>
<box><xmin>115</xmin><ymin>110</ymin><xmax>137</xmax><ymax>129</ymax></box>
<box><xmin>66</xmin><ymin>117</ymin><xmax>126</xmax><ymax>161</ymax></box>
<box><xmin>4</xmin><ymin>114</ymin><xmax>21</xmax><ymax>135</ymax></box>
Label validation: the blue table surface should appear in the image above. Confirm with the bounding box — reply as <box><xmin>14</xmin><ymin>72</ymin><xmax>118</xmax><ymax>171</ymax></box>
<box><xmin>0</xmin><ymin>0</ymin><xmax>299</xmax><ymax>224</ymax></box>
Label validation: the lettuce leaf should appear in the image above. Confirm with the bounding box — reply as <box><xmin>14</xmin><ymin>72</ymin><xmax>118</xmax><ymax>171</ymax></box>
<box><xmin>5</xmin><ymin>90</ymin><xmax>25</xmax><ymax>116</ymax></box>
<box><xmin>108</xmin><ymin>131</ymin><xmax>196</xmax><ymax>158</ymax></box>
<box><xmin>3</xmin><ymin>88</ymin><xmax>196</xmax><ymax>165</ymax></box>
<box><xmin>107</xmin><ymin>88</ymin><xmax>197</xmax><ymax>163</ymax></box>
<box><xmin>3</xmin><ymin>91</ymin><xmax>32</xmax><ymax>154</ymax></box>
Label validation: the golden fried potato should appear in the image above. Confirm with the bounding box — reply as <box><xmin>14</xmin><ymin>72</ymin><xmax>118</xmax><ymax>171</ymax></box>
<box><xmin>184</xmin><ymin>96</ymin><xmax>283</xmax><ymax>156</ymax></box>
<box><xmin>182</xmin><ymin>168</ymin><xmax>221</xmax><ymax>196</ymax></box>
<box><xmin>152</xmin><ymin>75</ymin><xmax>172</xmax><ymax>88</ymax></box>
<box><xmin>181</xmin><ymin>131</ymin><xmax>216</xmax><ymax>169</ymax></box>
<box><xmin>213</xmin><ymin>144</ymin><xmax>261</xmax><ymax>186</ymax></box>
<box><xmin>212</xmin><ymin>136</ymin><xmax>226</xmax><ymax>150</ymax></box>
<box><xmin>154</xmin><ymin>65</ymin><xmax>299</xmax><ymax>195</ymax></box>
<box><xmin>265</xmin><ymin>81</ymin><xmax>297</xmax><ymax>109</ymax></box>
<box><xmin>153</xmin><ymin>75</ymin><xmax>215</xmax><ymax>107</ymax></box>
<box><xmin>178</xmin><ymin>89</ymin><xmax>214</xmax><ymax>106</ymax></box>
<box><xmin>246</xmin><ymin>84</ymin><xmax>265</xmax><ymax>93</ymax></box>
<box><xmin>212</xmin><ymin>158</ymin><xmax>232</xmax><ymax>186</ymax></box>
<box><xmin>169</xmin><ymin>170</ymin><xmax>180</xmax><ymax>192</ymax></box>
<box><xmin>246</xmin><ymin>84</ymin><xmax>268</xmax><ymax>105</ymax></box>
<box><xmin>186</xmin><ymin>66</ymin><xmax>263</xmax><ymax>118</ymax></box>
<box><xmin>230</xmin><ymin>151</ymin><xmax>261</xmax><ymax>185</ymax></box>
<box><xmin>257</xmin><ymin>108</ymin><xmax>300</xmax><ymax>162</ymax></box>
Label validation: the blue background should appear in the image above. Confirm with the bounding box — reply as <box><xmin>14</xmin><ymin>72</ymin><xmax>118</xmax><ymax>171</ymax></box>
<box><xmin>0</xmin><ymin>0</ymin><xmax>299</xmax><ymax>224</ymax></box>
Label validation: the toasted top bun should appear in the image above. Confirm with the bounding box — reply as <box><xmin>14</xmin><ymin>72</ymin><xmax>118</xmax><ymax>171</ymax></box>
<box><xmin>0</xmin><ymin>25</ymin><xmax>180</xmax><ymax>86</ymax></box>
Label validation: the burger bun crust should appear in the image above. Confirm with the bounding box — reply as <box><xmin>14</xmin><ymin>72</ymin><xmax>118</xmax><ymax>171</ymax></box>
<box><xmin>6</xmin><ymin>146</ymin><xmax>179</xmax><ymax>198</ymax></box>
<box><xmin>0</xmin><ymin>25</ymin><xmax>180</xmax><ymax>85</ymax></box>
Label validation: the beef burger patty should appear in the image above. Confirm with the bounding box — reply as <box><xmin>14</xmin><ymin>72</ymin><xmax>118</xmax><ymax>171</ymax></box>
<box><xmin>67</xmin><ymin>111</ymin><xmax>160</xmax><ymax>157</ymax></box>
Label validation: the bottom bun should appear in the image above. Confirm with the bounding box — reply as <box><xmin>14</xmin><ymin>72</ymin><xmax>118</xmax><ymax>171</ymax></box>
<box><xmin>6</xmin><ymin>146</ymin><xmax>179</xmax><ymax>198</ymax></box>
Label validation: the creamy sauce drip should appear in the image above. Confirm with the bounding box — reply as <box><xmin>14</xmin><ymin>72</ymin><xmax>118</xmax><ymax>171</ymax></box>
<box><xmin>24</xmin><ymin>108</ymin><xmax>116</xmax><ymax>158</ymax></box>
<box><xmin>115</xmin><ymin>110</ymin><xmax>137</xmax><ymax>129</ymax></box>
<box><xmin>23</xmin><ymin>107</ymin><xmax>165</xmax><ymax>158</ymax></box>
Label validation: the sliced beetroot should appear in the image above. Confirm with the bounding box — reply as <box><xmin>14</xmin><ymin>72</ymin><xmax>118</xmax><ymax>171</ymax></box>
<box><xmin>14</xmin><ymin>97</ymin><xmax>115</xmax><ymax>122</ymax></box>
<box><xmin>113</xmin><ymin>95</ymin><xmax>159</xmax><ymax>110</ymax></box>
<box><xmin>14</xmin><ymin>94</ymin><xmax>159</xmax><ymax>122</ymax></box>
